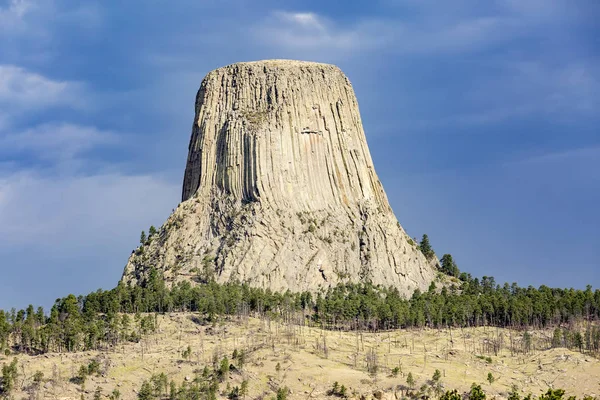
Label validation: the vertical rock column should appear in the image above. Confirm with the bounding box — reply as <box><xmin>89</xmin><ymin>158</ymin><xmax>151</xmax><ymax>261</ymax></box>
<box><xmin>123</xmin><ymin>60</ymin><xmax>436</xmax><ymax>297</ymax></box>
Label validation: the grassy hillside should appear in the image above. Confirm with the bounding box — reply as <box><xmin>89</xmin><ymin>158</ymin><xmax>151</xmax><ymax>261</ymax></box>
<box><xmin>2</xmin><ymin>314</ymin><xmax>598</xmax><ymax>399</ymax></box>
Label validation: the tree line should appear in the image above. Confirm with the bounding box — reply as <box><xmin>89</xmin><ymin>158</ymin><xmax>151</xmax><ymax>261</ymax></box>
<box><xmin>0</xmin><ymin>265</ymin><xmax>598</xmax><ymax>355</ymax></box>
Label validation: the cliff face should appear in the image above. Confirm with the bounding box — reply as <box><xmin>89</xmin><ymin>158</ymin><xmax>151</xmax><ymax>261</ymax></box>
<box><xmin>122</xmin><ymin>60</ymin><xmax>436</xmax><ymax>296</ymax></box>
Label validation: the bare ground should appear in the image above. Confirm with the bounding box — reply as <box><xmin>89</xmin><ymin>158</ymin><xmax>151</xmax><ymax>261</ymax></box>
<box><xmin>2</xmin><ymin>314</ymin><xmax>598</xmax><ymax>399</ymax></box>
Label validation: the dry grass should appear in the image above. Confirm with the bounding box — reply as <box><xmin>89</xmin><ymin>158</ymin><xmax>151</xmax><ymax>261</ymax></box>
<box><xmin>1</xmin><ymin>315</ymin><xmax>598</xmax><ymax>399</ymax></box>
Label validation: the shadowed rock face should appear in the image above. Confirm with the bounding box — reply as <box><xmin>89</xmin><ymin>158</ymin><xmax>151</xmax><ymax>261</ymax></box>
<box><xmin>122</xmin><ymin>60</ymin><xmax>436</xmax><ymax>296</ymax></box>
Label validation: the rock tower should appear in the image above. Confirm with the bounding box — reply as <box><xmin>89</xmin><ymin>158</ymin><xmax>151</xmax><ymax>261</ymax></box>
<box><xmin>122</xmin><ymin>60</ymin><xmax>436</xmax><ymax>296</ymax></box>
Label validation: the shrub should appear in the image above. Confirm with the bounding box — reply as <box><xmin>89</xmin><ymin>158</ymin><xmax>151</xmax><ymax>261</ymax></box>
<box><xmin>469</xmin><ymin>383</ymin><xmax>486</xmax><ymax>400</ymax></box>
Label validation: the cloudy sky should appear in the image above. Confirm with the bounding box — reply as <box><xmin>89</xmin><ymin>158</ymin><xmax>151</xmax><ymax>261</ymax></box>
<box><xmin>1</xmin><ymin>0</ymin><xmax>598</xmax><ymax>309</ymax></box>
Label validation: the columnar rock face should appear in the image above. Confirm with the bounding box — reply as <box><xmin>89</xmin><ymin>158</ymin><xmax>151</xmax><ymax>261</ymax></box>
<box><xmin>122</xmin><ymin>60</ymin><xmax>436</xmax><ymax>296</ymax></box>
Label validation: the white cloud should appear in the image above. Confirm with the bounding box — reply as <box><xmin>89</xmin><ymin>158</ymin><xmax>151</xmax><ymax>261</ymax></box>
<box><xmin>254</xmin><ymin>10</ymin><xmax>520</xmax><ymax>58</ymax></box>
<box><xmin>0</xmin><ymin>65</ymin><xmax>87</xmax><ymax>138</ymax></box>
<box><xmin>0</xmin><ymin>64</ymin><xmax>84</xmax><ymax>109</ymax></box>
<box><xmin>0</xmin><ymin>0</ymin><xmax>35</xmax><ymax>30</ymax></box>
<box><xmin>255</xmin><ymin>11</ymin><xmax>364</xmax><ymax>54</ymax></box>
<box><xmin>254</xmin><ymin>0</ymin><xmax>595</xmax><ymax>60</ymax></box>
<box><xmin>0</xmin><ymin>123</ymin><xmax>118</xmax><ymax>162</ymax></box>
<box><xmin>0</xmin><ymin>171</ymin><xmax>179</xmax><ymax>248</ymax></box>
<box><xmin>276</xmin><ymin>12</ymin><xmax>326</xmax><ymax>32</ymax></box>
<box><xmin>1</xmin><ymin>0</ymin><xmax>102</xmax><ymax>37</ymax></box>
<box><xmin>0</xmin><ymin>169</ymin><xmax>180</xmax><ymax>308</ymax></box>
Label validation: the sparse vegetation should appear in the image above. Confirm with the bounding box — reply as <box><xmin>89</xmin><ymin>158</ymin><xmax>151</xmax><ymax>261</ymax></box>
<box><xmin>0</xmin><ymin>312</ymin><xmax>598</xmax><ymax>399</ymax></box>
<box><xmin>406</xmin><ymin>371</ymin><xmax>415</xmax><ymax>389</ymax></box>
<box><xmin>0</xmin><ymin>358</ymin><xmax>18</xmax><ymax>395</ymax></box>
<box><xmin>181</xmin><ymin>345</ymin><xmax>192</xmax><ymax>361</ymax></box>
<box><xmin>328</xmin><ymin>381</ymin><xmax>348</xmax><ymax>398</ymax></box>
<box><xmin>276</xmin><ymin>386</ymin><xmax>288</xmax><ymax>400</ymax></box>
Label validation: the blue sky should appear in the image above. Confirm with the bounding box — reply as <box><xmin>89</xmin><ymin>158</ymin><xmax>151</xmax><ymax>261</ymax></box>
<box><xmin>0</xmin><ymin>0</ymin><xmax>598</xmax><ymax>310</ymax></box>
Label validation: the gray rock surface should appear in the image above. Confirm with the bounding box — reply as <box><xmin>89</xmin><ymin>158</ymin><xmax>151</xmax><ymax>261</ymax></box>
<box><xmin>122</xmin><ymin>60</ymin><xmax>436</xmax><ymax>296</ymax></box>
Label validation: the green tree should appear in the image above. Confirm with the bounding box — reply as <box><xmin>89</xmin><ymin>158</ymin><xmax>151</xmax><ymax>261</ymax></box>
<box><xmin>0</xmin><ymin>358</ymin><xmax>18</xmax><ymax>394</ymax></box>
<box><xmin>240</xmin><ymin>380</ymin><xmax>249</xmax><ymax>400</ymax></box>
<box><xmin>219</xmin><ymin>356</ymin><xmax>230</xmax><ymax>381</ymax></box>
<box><xmin>237</xmin><ymin>349</ymin><xmax>246</xmax><ymax>370</ymax></box>
<box><xmin>181</xmin><ymin>345</ymin><xmax>192</xmax><ymax>361</ymax></box>
<box><xmin>59</xmin><ymin>294</ymin><xmax>84</xmax><ymax>352</ymax></box>
<box><xmin>440</xmin><ymin>390</ymin><xmax>462</xmax><ymax>400</ymax></box>
<box><xmin>138</xmin><ymin>381</ymin><xmax>154</xmax><ymax>400</ymax></box>
<box><xmin>33</xmin><ymin>370</ymin><xmax>44</xmax><ymax>387</ymax></box>
<box><xmin>0</xmin><ymin>311</ymin><xmax>9</xmax><ymax>350</ymax></box>
<box><xmin>151</xmin><ymin>373</ymin><xmax>168</xmax><ymax>396</ymax></box>
<box><xmin>552</xmin><ymin>328</ymin><xmax>562</xmax><ymax>348</ymax></box>
<box><xmin>508</xmin><ymin>385</ymin><xmax>521</xmax><ymax>400</ymax></box>
<box><xmin>487</xmin><ymin>372</ymin><xmax>495</xmax><ymax>384</ymax></box>
<box><xmin>406</xmin><ymin>372</ymin><xmax>415</xmax><ymax>389</ymax></box>
<box><xmin>419</xmin><ymin>234</ymin><xmax>435</xmax><ymax>259</ymax></box>
<box><xmin>432</xmin><ymin>369</ymin><xmax>443</xmax><ymax>397</ymax></box>
<box><xmin>88</xmin><ymin>359</ymin><xmax>101</xmax><ymax>376</ymax></box>
<box><xmin>469</xmin><ymin>383</ymin><xmax>486</xmax><ymax>400</ymax></box>
<box><xmin>573</xmin><ymin>332</ymin><xmax>583</xmax><ymax>351</ymax></box>
<box><xmin>339</xmin><ymin>385</ymin><xmax>347</xmax><ymax>398</ymax></box>
<box><xmin>140</xmin><ymin>231</ymin><xmax>147</xmax><ymax>245</ymax></box>
<box><xmin>77</xmin><ymin>364</ymin><xmax>88</xmax><ymax>389</ymax></box>
<box><xmin>148</xmin><ymin>226</ymin><xmax>157</xmax><ymax>238</ymax></box>
<box><xmin>539</xmin><ymin>389</ymin><xmax>566</xmax><ymax>400</ymax></box>
<box><xmin>276</xmin><ymin>387</ymin><xmax>288</xmax><ymax>400</ymax></box>
<box><xmin>169</xmin><ymin>381</ymin><xmax>177</xmax><ymax>400</ymax></box>
<box><xmin>440</xmin><ymin>254</ymin><xmax>459</xmax><ymax>277</ymax></box>
<box><xmin>523</xmin><ymin>331</ymin><xmax>532</xmax><ymax>353</ymax></box>
<box><xmin>110</xmin><ymin>388</ymin><xmax>122</xmax><ymax>400</ymax></box>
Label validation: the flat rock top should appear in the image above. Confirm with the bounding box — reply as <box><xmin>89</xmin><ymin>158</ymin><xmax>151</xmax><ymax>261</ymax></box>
<box><xmin>216</xmin><ymin>59</ymin><xmax>340</xmax><ymax>71</ymax></box>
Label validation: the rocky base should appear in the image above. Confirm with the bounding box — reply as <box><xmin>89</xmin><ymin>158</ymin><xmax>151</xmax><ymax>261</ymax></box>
<box><xmin>122</xmin><ymin>190</ymin><xmax>435</xmax><ymax>296</ymax></box>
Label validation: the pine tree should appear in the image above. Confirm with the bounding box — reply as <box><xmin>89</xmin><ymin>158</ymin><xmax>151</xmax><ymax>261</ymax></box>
<box><xmin>469</xmin><ymin>383</ymin><xmax>486</xmax><ymax>400</ymax></box>
<box><xmin>219</xmin><ymin>356</ymin><xmax>230</xmax><ymax>381</ymax></box>
<box><xmin>441</xmin><ymin>390</ymin><xmax>462</xmax><ymax>400</ymax></box>
<box><xmin>240</xmin><ymin>380</ymin><xmax>249</xmax><ymax>400</ymax></box>
<box><xmin>138</xmin><ymin>381</ymin><xmax>153</xmax><ymax>400</ymax></box>
<box><xmin>440</xmin><ymin>254</ymin><xmax>459</xmax><ymax>277</ymax></box>
<box><xmin>419</xmin><ymin>234</ymin><xmax>435</xmax><ymax>259</ymax></box>
<box><xmin>508</xmin><ymin>385</ymin><xmax>521</xmax><ymax>400</ymax></box>
<box><xmin>407</xmin><ymin>372</ymin><xmax>415</xmax><ymax>389</ymax></box>
<box><xmin>110</xmin><ymin>389</ymin><xmax>122</xmax><ymax>400</ymax></box>
<box><xmin>276</xmin><ymin>387</ymin><xmax>288</xmax><ymax>400</ymax></box>
<box><xmin>539</xmin><ymin>389</ymin><xmax>566</xmax><ymax>400</ymax></box>
<box><xmin>0</xmin><ymin>358</ymin><xmax>18</xmax><ymax>394</ymax></box>
<box><xmin>552</xmin><ymin>328</ymin><xmax>562</xmax><ymax>348</ymax></box>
